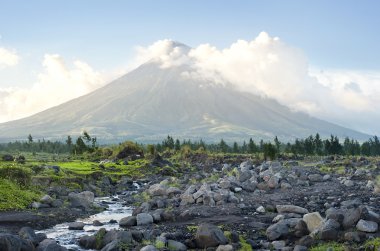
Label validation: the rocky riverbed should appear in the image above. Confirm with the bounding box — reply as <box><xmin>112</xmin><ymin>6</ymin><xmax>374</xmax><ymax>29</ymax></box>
<box><xmin>1</xmin><ymin>155</ymin><xmax>380</xmax><ymax>250</ymax></box>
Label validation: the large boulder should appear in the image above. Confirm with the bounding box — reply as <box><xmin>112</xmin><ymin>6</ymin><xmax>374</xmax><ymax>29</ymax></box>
<box><xmin>148</xmin><ymin>184</ymin><xmax>168</xmax><ymax>196</ymax></box>
<box><xmin>36</xmin><ymin>238</ymin><xmax>67</xmax><ymax>251</ymax></box>
<box><xmin>167</xmin><ymin>240</ymin><xmax>187</xmax><ymax>251</ymax></box>
<box><xmin>79</xmin><ymin>235</ymin><xmax>97</xmax><ymax>249</ymax></box>
<box><xmin>18</xmin><ymin>227</ymin><xmax>39</xmax><ymax>246</ymax></box>
<box><xmin>136</xmin><ymin>213</ymin><xmax>153</xmax><ymax>226</ymax></box>
<box><xmin>0</xmin><ymin>234</ymin><xmax>35</xmax><ymax>251</ymax></box>
<box><xmin>68</xmin><ymin>191</ymin><xmax>94</xmax><ymax>210</ymax></box>
<box><xmin>303</xmin><ymin>212</ymin><xmax>324</xmax><ymax>233</ymax></box>
<box><xmin>119</xmin><ymin>216</ymin><xmax>137</xmax><ymax>227</ymax></box>
<box><xmin>195</xmin><ymin>223</ymin><xmax>228</xmax><ymax>248</ymax></box>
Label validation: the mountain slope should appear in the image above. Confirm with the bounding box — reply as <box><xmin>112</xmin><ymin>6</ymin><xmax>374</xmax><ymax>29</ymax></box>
<box><xmin>0</xmin><ymin>62</ymin><xmax>369</xmax><ymax>142</ymax></box>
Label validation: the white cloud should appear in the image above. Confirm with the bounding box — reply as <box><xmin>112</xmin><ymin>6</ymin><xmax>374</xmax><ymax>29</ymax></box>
<box><xmin>133</xmin><ymin>33</ymin><xmax>380</xmax><ymax>134</ymax></box>
<box><xmin>0</xmin><ymin>47</ymin><xmax>19</xmax><ymax>67</ymax></box>
<box><xmin>0</xmin><ymin>54</ymin><xmax>106</xmax><ymax>122</ymax></box>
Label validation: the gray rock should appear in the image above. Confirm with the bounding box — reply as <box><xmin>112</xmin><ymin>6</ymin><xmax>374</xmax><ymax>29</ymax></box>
<box><xmin>238</xmin><ymin>170</ymin><xmax>252</xmax><ymax>182</ymax></box>
<box><xmin>31</xmin><ymin>202</ymin><xmax>50</xmax><ymax>209</ymax></box>
<box><xmin>68</xmin><ymin>222</ymin><xmax>85</xmax><ymax>230</ymax></box>
<box><xmin>302</xmin><ymin>212</ymin><xmax>324</xmax><ymax>232</ymax></box>
<box><xmin>266</xmin><ymin>222</ymin><xmax>289</xmax><ymax>240</ymax></box>
<box><xmin>136</xmin><ymin>213</ymin><xmax>153</xmax><ymax>226</ymax></box>
<box><xmin>320</xmin><ymin>219</ymin><xmax>340</xmax><ymax>241</ymax></box>
<box><xmin>293</xmin><ymin>245</ymin><xmax>308</xmax><ymax>251</ymax></box>
<box><xmin>344</xmin><ymin>231</ymin><xmax>365</xmax><ymax>243</ymax></box>
<box><xmin>344</xmin><ymin>180</ymin><xmax>354</xmax><ymax>187</ymax></box>
<box><xmin>216</xmin><ymin>244</ymin><xmax>234</xmax><ymax>251</ymax></box>
<box><xmin>167</xmin><ymin>187</ymin><xmax>182</xmax><ymax>196</ymax></box>
<box><xmin>140</xmin><ymin>245</ymin><xmax>158</xmax><ymax>251</ymax></box>
<box><xmin>272</xmin><ymin>240</ymin><xmax>286</xmax><ymax>249</ymax></box>
<box><xmin>195</xmin><ymin>223</ymin><xmax>228</xmax><ymax>248</ymax></box>
<box><xmin>79</xmin><ymin>235</ymin><xmax>97</xmax><ymax>249</ymax></box>
<box><xmin>18</xmin><ymin>227</ymin><xmax>39</xmax><ymax>246</ymax></box>
<box><xmin>0</xmin><ymin>233</ymin><xmax>35</xmax><ymax>251</ymax></box>
<box><xmin>100</xmin><ymin>240</ymin><xmax>119</xmax><ymax>251</ymax></box>
<box><xmin>256</xmin><ymin>206</ymin><xmax>266</xmax><ymax>213</ymax></box>
<box><xmin>276</xmin><ymin>205</ymin><xmax>309</xmax><ymax>214</ymax></box>
<box><xmin>36</xmin><ymin>238</ymin><xmax>67</xmax><ymax>251</ymax></box>
<box><xmin>40</xmin><ymin>195</ymin><xmax>54</xmax><ymax>204</ymax></box>
<box><xmin>148</xmin><ymin>183</ymin><xmax>168</xmax><ymax>196</ymax></box>
<box><xmin>93</xmin><ymin>220</ymin><xmax>104</xmax><ymax>226</ymax></box>
<box><xmin>119</xmin><ymin>216</ymin><xmax>137</xmax><ymax>227</ymax></box>
<box><xmin>342</xmin><ymin>207</ymin><xmax>361</xmax><ymax>229</ymax></box>
<box><xmin>68</xmin><ymin>191</ymin><xmax>94</xmax><ymax>209</ymax></box>
<box><xmin>308</xmin><ymin>174</ymin><xmax>323</xmax><ymax>182</ymax></box>
<box><xmin>168</xmin><ymin>239</ymin><xmax>187</xmax><ymax>251</ymax></box>
<box><xmin>356</xmin><ymin>219</ymin><xmax>378</xmax><ymax>232</ymax></box>
<box><xmin>51</xmin><ymin>199</ymin><xmax>63</xmax><ymax>208</ymax></box>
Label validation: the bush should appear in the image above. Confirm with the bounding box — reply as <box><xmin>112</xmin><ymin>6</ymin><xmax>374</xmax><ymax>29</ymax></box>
<box><xmin>0</xmin><ymin>164</ymin><xmax>32</xmax><ymax>186</ymax></box>
<box><xmin>0</xmin><ymin>179</ymin><xmax>40</xmax><ymax>210</ymax></box>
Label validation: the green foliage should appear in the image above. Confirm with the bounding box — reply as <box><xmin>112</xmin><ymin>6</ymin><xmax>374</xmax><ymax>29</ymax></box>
<box><xmin>364</xmin><ymin>237</ymin><xmax>380</xmax><ymax>250</ymax></box>
<box><xmin>310</xmin><ymin>242</ymin><xmax>345</xmax><ymax>251</ymax></box>
<box><xmin>0</xmin><ymin>179</ymin><xmax>40</xmax><ymax>210</ymax></box>
<box><xmin>95</xmin><ymin>228</ymin><xmax>106</xmax><ymax>249</ymax></box>
<box><xmin>155</xmin><ymin>240</ymin><xmax>165</xmax><ymax>249</ymax></box>
<box><xmin>239</xmin><ymin>235</ymin><xmax>253</xmax><ymax>251</ymax></box>
<box><xmin>0</xmin><ymin>164</ymin><xmax>32</xmax><ymax>186</ymax></box>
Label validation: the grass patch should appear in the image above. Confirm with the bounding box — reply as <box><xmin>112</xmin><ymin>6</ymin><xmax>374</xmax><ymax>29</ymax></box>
<box><xmin>0</xmin><ymin>178</ymin><xmax>40</xmax><ymax>210</ymax></box>
<box><xmin>239</xmin><ymin>235</ymin><xmax>253</xmax><ymax>251</ymax></box>
<box><xmin>364</xmin><ymin>237</ymin><xmax>380</xmax><ymax>250</ymax></box>
<box><xmin>310</xmin><ymin>242</ymin><xmax>345</xmax><ymax>251</ymax></box>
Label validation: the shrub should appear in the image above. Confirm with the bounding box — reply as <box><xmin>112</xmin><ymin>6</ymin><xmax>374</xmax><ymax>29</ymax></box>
<box><xmin>0</xmin><ymin>179</ymin><xmax>40</xmax><ymax>210</ymax></box>
<box><xmin>0</xmin><ymin>164</ymin><xmax>32</xmax><ymax>186</ymax></box>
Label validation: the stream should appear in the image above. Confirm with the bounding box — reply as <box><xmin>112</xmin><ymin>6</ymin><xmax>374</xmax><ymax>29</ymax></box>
<box><xmin>37</xmin><ymin>195</ymin><xmax>133</xmax><ymax>250</ymax></box>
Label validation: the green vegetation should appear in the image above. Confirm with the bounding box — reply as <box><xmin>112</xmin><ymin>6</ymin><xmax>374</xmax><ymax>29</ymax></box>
<box><xmin>239</xmin><ymin>235</ymin><xmax>253</xmax><ymax>251</ymax></box>
<box><xmin>310</xmin><ymin>242</ymin><xmax>345</xmax><ymax>251</ymax></box>
<box><xmin>0</xmin><ymin>179</ymin><xmax>40</xmax><ymax>210</ymax></box>
<box><xmin>364</xmin><ymin>237</ymin><xmax>380</xmax><ymax>250</ymax></box>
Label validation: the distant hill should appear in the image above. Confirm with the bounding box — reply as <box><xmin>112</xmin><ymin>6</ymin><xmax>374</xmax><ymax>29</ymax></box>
<box><xmin>0</xmin><ymin>60</ymin><xmax>369</xmax><ymax>143</ymax></box>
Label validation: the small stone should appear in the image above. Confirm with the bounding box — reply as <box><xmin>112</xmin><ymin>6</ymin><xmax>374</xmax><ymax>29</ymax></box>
<box><xmin>276</xmin><ymin>205</ymin><xmax>309</xmax><ymax>214</ymax></box>
<box><xmin>256</xmin><ymin>206</ymin><xmax>265</xmax><ymax>213</ymax></box>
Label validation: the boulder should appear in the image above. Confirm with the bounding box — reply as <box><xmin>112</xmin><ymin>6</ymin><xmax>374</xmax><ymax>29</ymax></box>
<box><xmin>79</xmin><ymin>235</ymin><xmax>97</xmax><ymax>249</ymax></box>
<box><xmin>136</xmin><ymin>213</ymin><xmax>153</xmax><ymax>226</ymax></box>
<box><xmin>302</xmin><ymin>212</ymin><xmax>324</xmax><ymax>232</ymax></box>
<box><xmin>308</xmin><ymin>174</ymin><xmax>323</xmax><ymax>182</ymax></box>
<box><xmin>266</xmin><ymin>222</ymin><xmax>289</xmax><ymax>241</ymax></box>
<box><xmin>18</xmin><ymin>227</ymin><xmax>39</xmax><ymax>246</ymax></box>
<box><xmin>320</xmin><ymin>219</ymin><xmax>340</xmax><ymax>241</ymax></box>
<box><xmin>40</xmin><ymin>195</ymin><xmax>54</xmax><ymax>205</ymax></box>
<box><xmin>342</xmin><ymin>207</ymin><xmax>361</xmax><ymax>229</ymax></box>
<box><xmin>195</xmin><ymin>223</ymin><xmax>228</xmax><ymax>248</ymax></box>
<box><xmin>356</xmin><ymin>219</ymin><xmax>378</xmax><ymax>233</ymax></box>
<box><xmin>216</xmin><ymin>244</ymin><xmax>234</xmax><ymax>251</ymax></box>
<box><xmin>140</xmin><ymin>245</ymin><xmax>158</xmax><ymax>251</ymax></box>
<box><xmin>167</xmin><ymin>240</ymin><xmax>187</xmax><ymax>251</ymax></box>
<box><xmin>276</xmin><ymin>205</ymin><xmax>308</xmax><ymax>214</ymax></box>
<box><xmin>148</xmin><ymin>184</ymin><xmax>168</xmax><ymax>196</ymax></box>
<box><xmin>36</xmin><ymin>238</ymin><xmax>67</xmax><ymax>251</ymax></box>
<box><xmin>119</xmin><ymin>216</ymin><xmax>137</xmax><ymax>227</ymax></box>
<box><xmin>68</xmin><ymin>222</ymin><xmax>85</xmax><ymax>230</ymax></box>
<box><xmin>0</xmin><ymin>234</ymin><xmax>35</xmax><ymax>251</ymax></box>
<box><xmin>68</xmin><ymin>191</ymin><xmax>94</xmax><ymax>209</ymax></box>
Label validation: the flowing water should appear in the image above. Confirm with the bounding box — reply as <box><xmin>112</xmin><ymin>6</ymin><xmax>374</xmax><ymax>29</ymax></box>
<box><xmin>38</xmin><ymin>195</ymin><xmax>133</xmax><ymax>250</ymax></box>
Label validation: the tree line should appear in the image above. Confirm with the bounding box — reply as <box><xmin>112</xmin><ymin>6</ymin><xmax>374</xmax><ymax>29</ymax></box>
<box><xmin>155</xmin><ymin>134</ymin><xmax>380</xmax><ymax>157</ymax></box>
<box><xmin>1</xmin><ymin>133</ymin><xmax>380</xmax><ymax>157</ymax></box>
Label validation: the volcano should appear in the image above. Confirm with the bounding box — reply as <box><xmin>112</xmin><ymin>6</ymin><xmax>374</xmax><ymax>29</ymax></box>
<box><xmin>0</xmin><ymin>53</ymin><xmax>369</xmax><ymax>143</ymax></box>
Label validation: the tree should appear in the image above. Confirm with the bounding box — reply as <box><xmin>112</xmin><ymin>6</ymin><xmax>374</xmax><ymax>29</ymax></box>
<box><xmin>248</xmin><ymin>138</ymin><xmax>258</xmax><ymax>153</ymax></box>
<box><xmin>174</xmin><ymin>139</ymin><xmax>181</xmax><ymax>151</ymax></box>
<box><xmin>233</xmin><ymin>142</ymin><xmax>239</xmax><ymax>153</ymax></box>
<box><xmin>263</xmin><ymin>142</ymin><xmax>276</xmax><ymax>160</ymax></box>
<box><xmin>314</xmin><ymin>133</ymin><xmax>323</xmax><ymax>155</ymax></box>
<box><xmin>219</xmin><ymin>139</ymin><xmax>228</xmax><ymax>153</ymax></box>
<box><xmin>274</xmin><ymin>136</ymin><xmax>281</xmax><ymax>152</ymax></box>
<box><xmin>27</xmin><ymin>134</ymin><xmax>33</xmax><ymax>143</ymax></box>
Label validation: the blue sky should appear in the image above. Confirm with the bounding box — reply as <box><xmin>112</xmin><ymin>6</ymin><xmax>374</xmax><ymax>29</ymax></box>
<box><xmin>0</xmin><ymin>0</ymin><xmax>380</xmax><ymax>134</ymax></box>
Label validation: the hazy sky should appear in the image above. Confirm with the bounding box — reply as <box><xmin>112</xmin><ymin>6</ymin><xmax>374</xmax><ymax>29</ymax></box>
<box><xmin>0</xmin><ymin>0</ymin><xmax>380</xmax><ymax>134</ymax></box>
